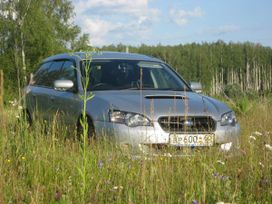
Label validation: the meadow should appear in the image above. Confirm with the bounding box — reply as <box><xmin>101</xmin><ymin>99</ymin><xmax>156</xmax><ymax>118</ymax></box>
<box><xmin>0</xmin><ymin>97</ymin><xmax>271</xmax><ymax>204</ymax></box>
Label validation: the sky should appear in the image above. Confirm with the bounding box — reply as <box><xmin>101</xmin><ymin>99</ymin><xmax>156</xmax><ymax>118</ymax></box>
<box><xmin>71</xmin><ymin>0</ymin><xmax>272</xmax><ymax>47</ymax></box>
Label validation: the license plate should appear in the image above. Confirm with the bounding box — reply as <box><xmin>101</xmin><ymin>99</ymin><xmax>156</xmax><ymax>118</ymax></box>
<box><xmin>169</xmin><ymin>134</ymin><xmax>214</xmax><ymax>146</ymax></box>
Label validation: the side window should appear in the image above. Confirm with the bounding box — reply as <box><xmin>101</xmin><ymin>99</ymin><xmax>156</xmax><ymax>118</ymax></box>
<box><xmin>46</xmin><ymin>61</ymin><xmax>64</xmax><ymax>87</ymax></box>
<box><xmin>33</xmin><ymin>62</ymin><xmax>52</xmax><ymax>86</ymax></box>
<box><xmin>33</xmin><ymin>61</ymin><xmax>64</xmax><ymax>88</ymax></box>
<box><xmin>59</xmin><ymin>61</ymin><xmax>77</xmax><ymax>84</ymax></box>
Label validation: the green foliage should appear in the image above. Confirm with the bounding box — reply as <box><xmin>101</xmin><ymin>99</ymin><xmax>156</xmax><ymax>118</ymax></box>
<box><xmin>234</xmin><ymin>97</ymin><xmax>253</xmax><ymax>114</ymax></box>
<box><xmin>0</xmin><ymin>0</ymin><xmax>87</xmax><ymax>99</ymax></box>
<box><xmin>71</xmin><ymin>34</ymin><xmax>93</xmax><ymax>52</ymax></box>
<box><xmin>224</xmin><ymin>84</ymin><xmax>244</xmax><ymax>99</ymax></box>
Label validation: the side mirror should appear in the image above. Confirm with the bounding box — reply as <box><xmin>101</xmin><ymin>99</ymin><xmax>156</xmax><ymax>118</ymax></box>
<box><xmin>54</xmin><ymin>80</ymin><xmax>74</xmax><ymax>91</ymax></box>
<box><xmin>190</xmin><ymin>82</ymin><xmax>202</xmax><ymax>93</ymax></box>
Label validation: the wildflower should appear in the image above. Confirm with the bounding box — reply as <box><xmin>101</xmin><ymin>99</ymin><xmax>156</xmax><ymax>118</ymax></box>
<box><xmin>9</xmin><ymin>99</ymin><xmax>18</xmax><ymax>107</ymax></box>
<box><xmin>216</xmin><ymin>202</ymin><xmax>232</xmax><ymax>204</ymax></box>
<box><xmin>249</xmin><ymin>135</ymin><xmax>256</xmax><ymax>141</ymax></box>
<box><xmin>217</xmin><ymin>160</ymin><xmax>225</xmax><ymax>165</ymax></box>
<box><xmin>164</xmin><ymin>153</ymin><xmax>172</xmax><ymax>157</ymax></box>
<box><xmin>21</xmin><ymin>156</ymin><xmax>26</xmax><ymax>161</ymax></box>
<box><xmin>253</xmin><ymin>131</ymin><xmax>262</xmax><ymax>136</ymax></box>
<box><xmin>221</xmin><ymin>175</ymin><xmax>230</xmax><ymax>181</ymax></box>
<box><xmin>220</xmin><ymin>142</ymin><xmax>232</xmax><ymax>151</ymax></box>
<box><xmin>6</xmin><ymin>159</ymin><xmax>11</xmax><ymax>163</ymax></box>
<box><xmin>249</xmin><ymin>135</ymin><xmax>256</xmax><ymax>144</ymax></box>
<box><xmin>213</xmin><ymin>172</ymin><xmax>220</xmax><ymax>178</ymax></box>
<box><xmin>127</xmin><ymin>163</ymin><xmax>132</xmax><ymax>169</ymax></box>
<box><xmin>213</xmin><ymin>172</ymin><xmax>230</xmax><ymax>181</ymax></box>
<box><xmin>112</xmin><ymin>185</ymin><xmax>123</xmax><ymax>191</ymax></box>
<box><xmin>259</xmin><ymin>162</ymin><xmax>264</xmax><ymax>168</ymax></box>
<box><xmin>18</xmin><ymin>105</ymin><xmax>23</xmax><ymax>110</ymax></box>
<box><xmin>265</xmin><ymin>144</ymin><xmax>272</xmax><ymax>151</ymax></box>
<box><xmin>98</xmin><ymin>160</ymin><xmax>104</xmax><ymax>169</ymax></box>
<box><xmin>192</xmin><ymin>200</ymin><xmax>198</xmax><ymax>204</ymax></box>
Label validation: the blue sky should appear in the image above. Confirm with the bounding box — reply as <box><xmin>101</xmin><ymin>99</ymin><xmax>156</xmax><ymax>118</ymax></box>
<box><xmin>71</xmin><ymin>0</ymin><xmax>272</xmax><ymax>47</ymax></box>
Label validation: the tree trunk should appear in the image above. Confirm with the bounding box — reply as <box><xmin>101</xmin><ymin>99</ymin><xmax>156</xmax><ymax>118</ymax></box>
<box><xmin>0</xmin><ymin>69</ymin><xmax>3</xmax><ymax>110</ymax></box>
<box><xmin>20</xmin><ymin>27</ymin><xmax>27</xmax><ymax>85</ymax></box>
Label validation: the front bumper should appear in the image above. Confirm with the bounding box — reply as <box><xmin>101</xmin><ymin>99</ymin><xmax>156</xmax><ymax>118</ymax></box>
<box><xmin>94</xmin><ymin>120</ymin><xmax>240</xmax><ymax>150</ymax></box>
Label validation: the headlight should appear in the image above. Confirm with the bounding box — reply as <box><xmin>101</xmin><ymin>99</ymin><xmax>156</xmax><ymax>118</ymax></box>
<box><xmin>221</xmin><ymin>111</ymin><xmax>236</xmax><ymax>126</ymax></box>
<box><xmin>109</xmin><ymin>110</ymin><xmax>151</xmax><ymax>127</ymax></box>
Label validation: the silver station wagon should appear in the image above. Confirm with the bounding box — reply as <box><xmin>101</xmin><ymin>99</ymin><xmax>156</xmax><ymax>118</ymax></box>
<box><xmin>24</xmin><ymin>52</ymin><xmax>240</xmax><ymax>151</ymax></box>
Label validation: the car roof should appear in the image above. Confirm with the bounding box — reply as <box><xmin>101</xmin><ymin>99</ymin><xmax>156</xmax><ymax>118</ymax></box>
<box><xmin>42</xmin><ymin>51</ymin><xmax>163</xmax><ymax>63</ymax></box>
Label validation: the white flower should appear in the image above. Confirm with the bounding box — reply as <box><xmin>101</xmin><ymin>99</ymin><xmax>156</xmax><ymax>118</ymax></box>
<box><xmin>265</xmin><ymin>144</ymin><xmax>272</xmax><ymax>151</ymax></box>
<box><xmin>217</xmin><ymin>160</ymin><xmax>225</xmax><ymax>165</ymax></box>
<box><xmin>259</xmin><ymin>162</ymin><xmax>264</xmax><ymax>168</ymax></box>
<box><xmin>253</xmin><ymin>131</ymin><xmax>262</xmax><ymax>136</ymax></box>
<box><xmin>163</xmin><ymin>153</ymin><xmax>173</xmax><ymax>158</ymax></box>
<box><xmin>220</xmin><ymin>142</ymin><xmax>232</xmax><ymax>152</ymax></box>
<box><xmin>249</xmin><ymin>135</ymin><xmax>256</xmax><ymax>140</ymax></box>
<box><xmin>216</xmin><ymin>202</ymin><xmax>232</xmax><ymax>204</ymax></box>
<box><xmin>112</xmin><ymin>186</ymin><xmax>123</xmax><ymax>190</ymax></box>
<box><xmin>9</xmin><ymin>99</ymin><xmax>18</xmax><ymax>107</ymax></box>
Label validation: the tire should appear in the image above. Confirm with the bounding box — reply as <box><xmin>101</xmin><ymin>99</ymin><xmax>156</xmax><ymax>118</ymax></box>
<box><xmin>21</xmin><ymin>109</ymin><xmax>32</xmax><ymax>127</ymax></box>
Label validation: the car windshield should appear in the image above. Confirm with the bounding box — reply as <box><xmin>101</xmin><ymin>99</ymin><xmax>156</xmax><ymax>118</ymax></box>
<box><xmin>81</xmin><ymin>60</ymin><xmax>191</xmax><ymax>91</ymax></box>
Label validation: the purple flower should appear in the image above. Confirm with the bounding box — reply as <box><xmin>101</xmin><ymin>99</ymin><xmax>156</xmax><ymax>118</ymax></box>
<box><xmin>98</xmin><ymin>160</ymin><xmax>104</xmax><ymax>169</ymax></box>
<box><xmin>192</xmin><ymin>200</ymin><xmax>198</xmax><ymax>204</ymax></box>
<box><xmin>213</xmin><ymin>172</ymin><xmax>220</xmax><ymax>178</ymax></box>
<box><xmin>221</xmin><ymin>175</ymin><xmax>230</xmax><ymax>181</ymax></box>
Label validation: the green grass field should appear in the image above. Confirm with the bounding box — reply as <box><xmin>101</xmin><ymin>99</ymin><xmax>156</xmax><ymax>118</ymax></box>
<box><xmin>0</xmin><ymin>98</ymin><xmax>271</xmax><ymax>203</ymax></box>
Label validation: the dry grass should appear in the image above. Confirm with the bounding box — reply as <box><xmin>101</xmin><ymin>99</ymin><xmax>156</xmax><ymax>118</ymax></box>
<box><xmin>0</xmin><ymin>98</ymin><xmax>271</xmax><ymax>203</ymax></box>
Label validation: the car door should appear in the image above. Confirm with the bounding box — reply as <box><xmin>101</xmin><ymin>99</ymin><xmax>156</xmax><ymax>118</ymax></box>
<box><xmin>27</xmin><ymin>61</ymin><xmax>53</xmax><ymax>120</ymax></box>
<box><xmin>41</xmin><ymin>60</ymin><xmax>66</xmax><ymax>121</ymax></box>
<box><xmin>49</xmin><ymin>60</ymin><xmax>82</xmax><ymax>125</ymax></box>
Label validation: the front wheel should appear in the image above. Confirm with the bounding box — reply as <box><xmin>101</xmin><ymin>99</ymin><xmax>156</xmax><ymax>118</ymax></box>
<box><xmin>20</xmin><ymin>109</ymin><xmax>32</xmax><ymax>127</ymax></box>
<box><xmin>77</xmin><ymin>116</ymin><xmax>95</xmax><ymax>141</ymax></box>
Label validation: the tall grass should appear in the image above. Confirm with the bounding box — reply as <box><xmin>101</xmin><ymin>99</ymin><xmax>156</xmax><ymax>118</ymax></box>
<box><xmin>0</xmin><ymin>98</ymin><xmax>271</xmax><ymax>203</ymax></box>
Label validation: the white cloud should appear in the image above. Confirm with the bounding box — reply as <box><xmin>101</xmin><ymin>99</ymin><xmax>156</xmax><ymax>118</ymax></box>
<box><xmin>204</xmin><ymin>25</ymin><xmax>240</xmax><ymax>35</ymax></box>
<box><xmin>80</xmin><ymin>17</ymin><xmax>117</xmax><ymax>45</ymax></box>
<box><xmin>72</xmin><ymin>0</ymin><xmax>160</xmax><ymax>46</ymax></box>
<box><xmin>169</xmin><ymin>7</ymin><xmax>203</xmax><ymax>26</ymax></box>
<box><xmin>75</xmin><ymin>0</ymin><xmax>154</xmax><ymax>17</ymax></box>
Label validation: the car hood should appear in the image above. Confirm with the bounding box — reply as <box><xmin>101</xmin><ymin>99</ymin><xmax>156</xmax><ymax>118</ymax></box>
<box><xmin>93</xmin><ymin>90</ymin><xmax>230</xmax><ymax>121</ymax></box>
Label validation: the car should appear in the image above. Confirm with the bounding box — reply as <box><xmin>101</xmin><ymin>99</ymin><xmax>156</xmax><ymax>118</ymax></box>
<box><xmin>23</xmin><ymin>51</ymin><xmax>240</xmax><ymax>152</ymax></box>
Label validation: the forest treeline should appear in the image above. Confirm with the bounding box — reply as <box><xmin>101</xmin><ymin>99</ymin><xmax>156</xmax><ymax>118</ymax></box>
<box><xmin>1</xmin><ymin>1</ymin><xmax>272</xmax><ymax>99</ymax></box>
<box><xmin>102</xmin><ymin>43</ymin><xmax>272</xmax><ymax>95</ymax></box>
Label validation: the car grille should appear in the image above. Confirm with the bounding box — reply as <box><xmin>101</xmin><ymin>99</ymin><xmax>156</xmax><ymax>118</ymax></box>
<box><xmin>158</xmin><ymin>116</ymin><xmax>216</xmax><ymax>133</ymax></box>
